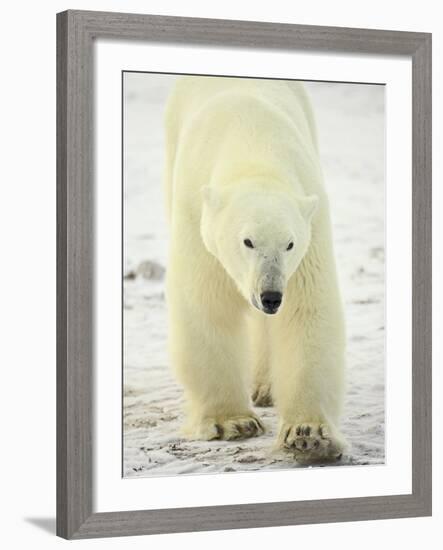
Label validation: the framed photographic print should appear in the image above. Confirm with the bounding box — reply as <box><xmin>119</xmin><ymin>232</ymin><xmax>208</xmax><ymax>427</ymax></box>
<box><xmin>57</xmin><ymin>10</ymin><xmax>432</xmax><ymax>539</ymax></box>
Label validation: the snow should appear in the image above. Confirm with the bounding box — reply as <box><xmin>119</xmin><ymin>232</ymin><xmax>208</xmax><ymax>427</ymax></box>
<box><xmin>123</xmin><ymin>73</ymin><xmax>385</xmax><ymax>477</ymax></box>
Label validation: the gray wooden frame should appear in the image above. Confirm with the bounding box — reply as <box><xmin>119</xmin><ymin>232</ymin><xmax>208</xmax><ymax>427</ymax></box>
<box><xmin>57</xmin><ymin>9</ymin><xmax>432</xmax><ymax>539</ymax></box>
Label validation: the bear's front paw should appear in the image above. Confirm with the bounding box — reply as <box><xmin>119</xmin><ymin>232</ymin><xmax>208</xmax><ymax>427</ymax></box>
<box><xmin>215</xmin><ymin>415</ymin><xmax>265</xmax><ymax>440</ymax></box>
<box><xmin>278</xmin><ymin>422</ymin><xmax>345</xmax><ymax>464</ymax></box>
<box><xmin>186</xmin><ymin>414</ymin><xmax>265</xmax><ymax>441</ymax></box>
<box><xmin>252</xmin><ymin>383</ymin><xmax>273</xmax><ymax>407</ymax></box>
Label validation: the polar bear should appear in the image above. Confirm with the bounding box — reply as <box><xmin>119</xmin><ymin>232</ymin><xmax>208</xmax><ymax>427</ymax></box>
<box><xmin>163</xmin><ymin>76</ymin><xmax>346</xmax><ymax>463</ymax></box>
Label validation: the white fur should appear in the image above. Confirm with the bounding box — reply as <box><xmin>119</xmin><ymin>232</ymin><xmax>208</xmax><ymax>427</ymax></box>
<box><xmin>164</xmin><ymin>77</ymin><xmax>346</xmax><ymax>461</ymax></box>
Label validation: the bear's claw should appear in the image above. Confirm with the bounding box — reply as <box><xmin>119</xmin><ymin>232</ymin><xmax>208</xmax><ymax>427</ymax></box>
<box><xmin>279</xmin><ymin>422</ymin><xmax>345</xmax><ymax>464</ymax></box>
<box><xmin>184</xmin><ymin>414</ymin><xmax>265</xmax><ymax>441</ymax></box>
<box><xmin>252</xmin><ymin>384</ymin><xmax>273</xmax><ymax>407</ymax></box>
<box><xmin>213</xmin><ymin>415</ymin><xmax>265</xmax><ymax>440</ymax></box>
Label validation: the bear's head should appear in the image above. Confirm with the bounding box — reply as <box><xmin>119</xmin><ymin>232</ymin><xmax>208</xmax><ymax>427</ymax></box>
<box><xmin>200</xmin><ymin>184</ymin><xmax>318</xmax><ymax>315</ymax></box>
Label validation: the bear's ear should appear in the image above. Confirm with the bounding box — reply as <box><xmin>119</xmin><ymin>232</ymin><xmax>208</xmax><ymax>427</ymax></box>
<box><xmin>201</xmin><ymin>185</ymin><xmax>223</xmax><ymax>211</ymax></box>
<box><xmin>299</xmin><ymin>194</ymin><xmax>319</xmax><ymax>222</ymax></box>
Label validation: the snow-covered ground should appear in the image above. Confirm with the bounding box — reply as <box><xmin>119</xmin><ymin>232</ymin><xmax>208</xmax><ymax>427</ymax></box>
<box><xmin>123</xmin><ymin>73</ymin><xmax>385</xmax><ymax>478</ymax></box>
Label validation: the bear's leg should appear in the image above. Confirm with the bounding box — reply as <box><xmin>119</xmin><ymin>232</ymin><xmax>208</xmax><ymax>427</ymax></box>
<box><xmin>249</xmin><ymin>313</ymin><xmax>273</xmax><ymax>407</ymax></box>
<box><xmin>270</xmin><ymin>306</ymin><xmax>347</xmax><ymax>464</ymax></box>
<box><xmin>169</xmin><ymin>295</ymin><xmax>264</xmax><ymax>441</ymax></box>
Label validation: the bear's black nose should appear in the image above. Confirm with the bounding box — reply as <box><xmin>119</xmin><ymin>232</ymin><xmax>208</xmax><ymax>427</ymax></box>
<box><xmin>260</xmin><ymin>291</ymin><xmax>282</xmax><ymax>314</ymax></box>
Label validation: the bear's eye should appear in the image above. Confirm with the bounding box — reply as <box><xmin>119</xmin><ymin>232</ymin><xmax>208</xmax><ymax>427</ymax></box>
<box><xmin>244</xmin><ymin>239</ymin><xmax>254</xmax><ymax>249</ymax></box>
<box><xmin>286</xmin><ymin>242</ymin><xmax>294</xmax><ymax>251</ymax></box>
